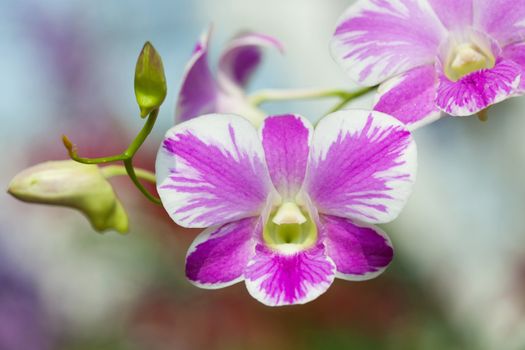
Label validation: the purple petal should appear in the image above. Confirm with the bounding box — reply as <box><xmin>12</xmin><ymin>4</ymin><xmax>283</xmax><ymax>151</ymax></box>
<box><xmin>428</xmin><ymin>0</ymin><xmax>472</xmax><ymax>29</ymax></box>
<box><xmin>175</xmin><ymin>27</ymin><xmax>219</xmax><ymax>123</ymax></box>
<box><xmin>374</xmin><ymin>65</ymin><xmax>441</xmax><ymax>130</ymax></box>
<box><xmin>185</xmin><ymin>218</ymin><xmax>258</xmax><ymax>288</ymax></box>
<box><xmin>218</xmin><ymin>32</ymin><xmax>284</xmax><ymax>90</ymax></box>
<box><xmin>331</xmin><ymin>0</ymin><xmax>446</xmax><ymax>85</ymax></box>
<box><xmin>476</xmin><ymin>0</ymin><xmax>525</xmax><ymax>46</ymax></box>
<box><xmin>435</xmin><ymin>58</ymin><xmax>522</xmax><ymax>116</ymax></box>
<box><xmin>305</xmin><ymin>110</ymin><xmax>417</xmax><ymax>224</ymax></box>
<box><xmin>260</xmin><ymin>114</ymin><xmax>312</xmax><ymax>199</ymax></box>
<box><xmin>503</xmin><ymin>42</ymin><xmax>525</xmax><ymax>91</ymax></box>
<box><xmin>156</xmin><ymin>114</ymin><xmax>272</xmax><ymax>228</ymax></box>
<box><xmin>321</xmin><ymin>215</ymin><xmax>393</xmax><ymax>280</ymax></box>
<box><xmin>245</xmin><ymin>244</ymin><xmax>335</xmax><ymax>306</ymax></box>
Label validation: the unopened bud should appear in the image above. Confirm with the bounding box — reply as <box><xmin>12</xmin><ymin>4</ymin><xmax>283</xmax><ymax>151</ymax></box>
<box><xmin>134</xmin><ymin>42</ymin><xmax>167</xmax><ymax>118</ymax></box>
<box><xmin>7</xmin><ymin>160</ymin><xmax>129</xmax><ymax>233</ymax></box>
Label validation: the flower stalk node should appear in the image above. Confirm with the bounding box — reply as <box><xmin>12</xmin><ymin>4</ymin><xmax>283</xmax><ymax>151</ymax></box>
<box><xmin>61</xmin><ymin>109</ymin><xmax>161</xmax><ymax>204</ymax></box>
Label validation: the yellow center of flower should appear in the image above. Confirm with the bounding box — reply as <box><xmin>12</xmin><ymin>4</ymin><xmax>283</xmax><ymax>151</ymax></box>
<box><xmin>263</xmin><ymin>202</ymin><xmax>317</xmax><ymax>254</ymax></box>
<box><xmin>445</xmin><ymin>43</ymin><xmax>495</xmax><ymax>81</ymax></box>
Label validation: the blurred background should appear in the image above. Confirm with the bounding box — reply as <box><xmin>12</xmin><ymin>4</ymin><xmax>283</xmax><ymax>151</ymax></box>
<box><xmin>2</xmin><ymin>0</ymin><xmax>525</xmax><ymax>349</ymax></box>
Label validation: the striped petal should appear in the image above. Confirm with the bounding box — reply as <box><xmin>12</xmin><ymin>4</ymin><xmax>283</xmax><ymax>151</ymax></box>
<box><xmin>305</xmin><ymin>110</ymin><xmax>417</xmax><ymax>224</ymax></box>
<box><xmin>475</xmin><ymin>0</ymin><xmax>525</xmax><ymax>46</ymax></box>
<box><xmin>503</xmin><ymin>42</ymin><xmax>525</xmax><ymax>92</ymax></box>
<box><xmin>185</xmin><ymin>218</ymin><xmax>258</xmax><ymax>288</ymax></box>
<box><xmin>331</xmin><ymin>0</ymin><xmax>446</xmax><ymax>85</ymax></box>
<box><xmin>260</xmin><ymin>114</ymin><xmax>312</xmax><ymax>200</ymax></box>
<box><xmin>374</xmin><ymin>65</ymin><xmax>441</xmax><ymax>130</ymax></box>
<box><xmin>436</xmin><ymin>58</ymin><xmax>522</xmax><ymax>116</ymax></box>
<box><xmin>156</xmin><ymin>114</ymin><xmax>272</xmax><ymax>228</ymax></box>
<box><xmin>245</xmin><ymin>243</ymin><xmax>335</xmax><ymax>306</ymax></box>
<box><xmin>321</xmin><ymin>215</ymin><xmax>393</xmax><ymax>280</ymax></box>
<box><xmin>428</xmin><ymin>0</ymin><xmax>473</xmax><ymax>30</ymax></box>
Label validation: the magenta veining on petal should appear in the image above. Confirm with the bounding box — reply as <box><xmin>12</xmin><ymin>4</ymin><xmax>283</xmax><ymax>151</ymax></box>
<box><xmin>331</xmin><ymin>0</ymin><xmax>525</xmax><ymax>127</ymax></box>
<box><xmin>156</xmin><ymin>111</ymin><xmax>416</xmax><ymax>306</ymax></box>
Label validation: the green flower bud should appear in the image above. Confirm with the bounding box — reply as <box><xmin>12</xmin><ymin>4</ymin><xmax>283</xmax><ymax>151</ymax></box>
<box><xmin>7</xmin><ymin>160</ymin><xmax>129</xmax><ymax>233</ymax></box>
<box><xmin>134</xmin><ymin>42</ymin><xmax>167</xmax><ymax>118</ymax></box>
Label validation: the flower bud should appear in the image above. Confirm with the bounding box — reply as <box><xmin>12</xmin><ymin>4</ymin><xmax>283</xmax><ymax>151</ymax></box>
<box><xmin>7</xmin><ymin>160</ymin><xmax>129</xmax><ymax>233</ymax></box>
<box><xmin>134</xmin><ymin>42</ymin><xmax>167</xmax><ymax>118</ymax></box>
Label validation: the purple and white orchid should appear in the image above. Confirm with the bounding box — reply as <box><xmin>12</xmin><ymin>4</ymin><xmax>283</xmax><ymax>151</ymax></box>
<box><xmin>331</xmin><ymin>0</ymin><xmax>525</xmax><ymax>129</ymax></box>
<box><xmin>156</xmin><ymin>111</ymin><xmax>416</xmax><ymax>306</ymax></box>
<box><xmin>176</xmin><ymin>27</ymin><xmax>283</xmax><ymax>126</ymax></box>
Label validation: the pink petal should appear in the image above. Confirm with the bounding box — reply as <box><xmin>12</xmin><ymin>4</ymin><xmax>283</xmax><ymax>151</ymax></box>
<box><xmin>175</xmin><ymin>27</ymin><xmax>220</xmax><ymax>123</ymax></box>
<box><xmin>475</xmin><ymin>0</ymin><xmax>525</xmax><ymax>46</ymax></box>
<box><xmin>218</xmin><ymin>32</ymin><xmax>284</xmax><ymax>90</ymax></box>
<box><xmin>435</xmin><ymin>58</ymin><xmax>522</xmax><ymax>116</ymax></box>
<box><xmin>321</xmin><ymin>215</ymin><xmax>393</xmax><ymax>280</ymax></box>
<box><xmin>260</xmin><ymin>114</ymin><xmax>312</xmax><ymax>200</ymax></box>
<box><xmin>428</xmin><ymin>0</ymin><xmax>472</xmax><ymax>30</ymax></box>
<box><xmin>185</xmin><ymin>218</ymin><xmax>258</xmax><ymax>288</ymax></box>
<box><xmin>244</xmin><ymin>244</ymin><xmax>335</xmax><ymax>306</ymax></box>
<box><xmin>503</xmin><ymin>42</ymin><xmax>525</xmax><ymax>92</ymax></box>
<box><xmin>305</xmin><ymin>110</ymin><xmax>417</xmax><ymax>224</ymax></box>
<box><xmin>156</xmin><ymin>114</ymin><xmax>272</xmax><ymax>228</ymax></box>
<box><xmin>330</xmin><ymin>0</ymin><xmax>446</xmax><ymax>85</ymax></box>
<box><xmin>374</xmin><ymin>65</ymin><xmax>441</xmax><ymax>130</ymax></box>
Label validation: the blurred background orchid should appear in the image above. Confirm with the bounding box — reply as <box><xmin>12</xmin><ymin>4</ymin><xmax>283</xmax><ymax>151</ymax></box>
<box><xmin>3</xmin><ymin>0</ymin><xmax>525</xmax><ymax>349</ymax></box>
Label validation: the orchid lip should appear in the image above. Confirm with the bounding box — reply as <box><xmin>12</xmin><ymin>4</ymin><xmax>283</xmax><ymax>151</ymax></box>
<box><xmin>263</xmin><ymin>202</ymin><xmax>317</xmax><ymax>255</ymax></box>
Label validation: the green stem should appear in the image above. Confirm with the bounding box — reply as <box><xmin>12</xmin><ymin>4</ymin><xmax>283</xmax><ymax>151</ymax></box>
<box><xmin>63</xmin><ymin>109</ymin><xmax>162</xmax><ymax>204</ymax></box>
<box><xmin>64</xmin><ymin>109</ymin><xmax>159</xmax><ymax>164</ymax></box>
<box><xmin>100</xmin><ymin>165</ymin><xmax>157</xmax><ymax>183</ymax></box>
<box><xmin>64</xmin><ymin>148</ymin><xmax>127</xmax><ymax>164</ymax></box>
<box><xmin>326</xmin><ymin>86</ymin><xmax>376</xmax><ymax>114</ymax></box>
<box><xmin>123</xmin><ymin>159</ymin><xmax>161</xmax><ymax>204</ymax></box>
<box><xmin>124</xmin><ymin>108</ymin><xmax>159</xmax><ymax>157</ymax></box>
<box><xmin>248</xmin><ymin>88</ymin><xmax>351</xmax><ymax>106</ymax></box>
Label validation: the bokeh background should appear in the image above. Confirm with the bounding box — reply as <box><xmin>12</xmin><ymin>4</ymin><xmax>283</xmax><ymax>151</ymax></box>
<box><xmin>2</xmin><ymin>0</ymin><xmax>525</xmax><ymax>349</ymax></box>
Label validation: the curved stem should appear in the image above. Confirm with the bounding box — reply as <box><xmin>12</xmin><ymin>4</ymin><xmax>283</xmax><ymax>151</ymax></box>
<box><xmin>100</xmin><ymin>165</ymin><xmax>156</xmax><ymax>183</ymax></box>
<box><xmin>123</xmin><ymin>159</ymin><xmax>161</xmax><ymax>205</ymax></box>
<box><xmin>124</xmin><ymin>108</ymin><xmax>159</xmax><ymax>157</ymax></box>
<box><xmin>64</xmin><ymin>109</ymin><xmax>159</xmax><ymax>165</ymax></box>
<box><xmin>248</xmin><ymin>88</ymin><xmax>350</xmax><ymax>106</ymax></box>
<box><xmin>63</xmin><ymin>109</ymin><xmax>162</xmax><ymax>204</ymax></box>
<box><xmin>325</xmin><ymin>86</ymin><xmax>376</xmax><ymax>114</ymax></box>
<box><xmin>248</xmin><ymin>87</ymin><xmax>377</xmax><ymax>108</ymax></box>
<box><xmin>63</xmin><ymin>137</ymin><xmax>126</xmax><ymax>164</ymax></box>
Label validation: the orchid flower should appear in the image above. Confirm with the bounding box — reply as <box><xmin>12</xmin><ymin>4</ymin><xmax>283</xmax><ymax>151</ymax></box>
<box><xmin>176</xmin><ymin>28</ymin><xmax>283</xmax><ymax>126</ymax></box>
<box><xmin>156</xmin><ymin>111</ymin><xmax>416</xmax><ymax>306</ymax></box>
<box><xmin>331</xmin><ymin>0</ymin><xmax>525</xmax><ymax>129</ymax></box>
